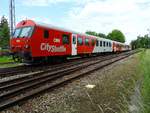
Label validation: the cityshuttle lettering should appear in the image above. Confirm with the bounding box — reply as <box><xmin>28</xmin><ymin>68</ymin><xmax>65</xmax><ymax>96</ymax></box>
<box><xmin>40</xmin><ymin>43</ymin><xmax>66</xmax><ymax>52</ymax></box>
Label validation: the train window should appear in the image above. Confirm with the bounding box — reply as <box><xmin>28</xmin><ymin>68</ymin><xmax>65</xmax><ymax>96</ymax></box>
<box><xmin>96</xmin><ymin>40</ymin><xmax>99</xmax><ymax>46</ymax></box>
<box><xmin>106</xmin><ymin>42</ymin><xmax>109</xmax><ymax>47</ymax></box>
<box><xmin>44</xmin><ymin>30</ymin><xmax>49</xmax><ymax>39</ymax></box>
<box><xmin>85</xmin><ymin>38</ymin><xmax>89</xmax><ymax>46</ymax></box>
<box><xmin>20</xmin><ymin>27</ymin><xmax>33</xmax><ymax>38</ymax></box>
<box><xmin>100</xmin><ymin>41</ymin><xmax>102</xmax><ymax>47</ymax></box>
<box><xmin>13</xmin><ymin>26</ymin><xmax>34</xmax><ymax>38</ymax></box>
<box><xmin>109</xmin><ymin>42</ymin><xmax>111</xmax><ymax>47</ymax></box>
<box><xmin>77</xmin><ymin>37</ymin><xmax>83</xmax><ymax>45</ymax></box>
<box><xmin>103</xmin><ymin>41</ymin><xmax>106</xmax><ymax>47</ymax></box>
<box><xmin>73</xmin><ymin>36</ymin><xmax>76</xmax><ymax>44</ymax></box>
<box><xmin>92</xmin><ymin>39</ymin><xmax>95</xmax><ymax>46</ymax></box>
<box><xmin>13</xmin><ymin>28</ymin><xmax>21</xmax><ymax>38</ymax></box>
<box><xmin>63</xmin><ymin>34</ymin><xmax>69</xmax><ymax>44</ymax></box>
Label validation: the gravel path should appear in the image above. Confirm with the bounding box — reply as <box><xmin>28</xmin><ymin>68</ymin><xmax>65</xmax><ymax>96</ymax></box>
<box><xmin>1</xmin><ymin>54</ymin><xmax>140</xmax><ymax>113</ymax></box>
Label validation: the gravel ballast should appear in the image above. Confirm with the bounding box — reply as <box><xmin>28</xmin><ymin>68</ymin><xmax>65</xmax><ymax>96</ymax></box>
<box><xmin>1</xmin><ymin>54</ymin><xmax>140</xmax><ymax>113</ymax></box>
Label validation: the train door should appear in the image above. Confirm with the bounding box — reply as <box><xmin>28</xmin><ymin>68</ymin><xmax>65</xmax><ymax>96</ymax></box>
<box><xmin>72</xmin><ymin>34</ymin><xmax>77</xmax><ymax>55</ymax></box>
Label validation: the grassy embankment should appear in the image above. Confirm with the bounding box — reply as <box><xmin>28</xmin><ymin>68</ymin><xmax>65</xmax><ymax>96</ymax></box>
<box><xmin>0</xmin><ymin>56</ymin><xmax>20</xmax><ymax>68</ymax></box>
<box><xmin>45</xmin><ymin>51</ymin><xmax>142</xmax><ymax>113</ymax></box>
<box><xmin>70</xmin><ymin>50</ymin><xmax>150</xmax><ymax>113</ymax></box>
<box><xmin>0</xmin><ymin>56</ymin><xmax>13</xmax><ymax>63</ymax></box>
<box><xmin>139</xmin><ymin>50</ymin><xmax>150</xmax><ymax>113</ymax></box>
<box><xmin>0</xmin><ymin>49</ymin><xmax>13</xmax><ymax>63</ymax></box>
<box><xmin>72</xmin><ymin>53</ymin><xmax>141</xmax><ymax>113</ymax></box>
<box><xmin>49</xmin><ymin>50</ymin><xmax>149</xmax><ymax>113</ymax></box>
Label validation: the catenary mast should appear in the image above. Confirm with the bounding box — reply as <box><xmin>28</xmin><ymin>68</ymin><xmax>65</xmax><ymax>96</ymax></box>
<box><xmin>9</xmin><ymin>0</ymin><xmax>16</xmax><ymax>36</ymax></box>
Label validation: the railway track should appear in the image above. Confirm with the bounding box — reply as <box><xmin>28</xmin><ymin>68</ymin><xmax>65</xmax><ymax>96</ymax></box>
<box><xmin>0</xmin><ymin>51</ymin><xmax>133</xmax><ymax>77</ymax></box>
<box><xmin>0</xmin><ymin>62</ymin><xmax>16</xmax><ymax>65</ymax></box>
<box><xmin>0</xmin><ymin>54</ymin><xmax>112</xmax><ymax>78</ymax></box>
<box><xmin>0</xmin><ymin>50</ymin><xmax>140</xmax><ymax>111</ymax></box>
<box><xmin>0</xmin><ymin>65</ymin><xmax>28</xmax><ymax>75</ymax></box>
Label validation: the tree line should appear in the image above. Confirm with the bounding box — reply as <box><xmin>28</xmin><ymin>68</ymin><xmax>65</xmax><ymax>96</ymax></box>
<box><xmin>0</xmin><ymin>16</ymin><xmax>10</xmax><ymax>49</ymax></box>
<box><xmin>86</xmin><ymin>29</ymin><xmax>126</xmax><ymax>43</ymax></box>
<box><xmin>131</xmin><ymin>35</ymin><xmax>150</xmax><ymax>49</ymax></box>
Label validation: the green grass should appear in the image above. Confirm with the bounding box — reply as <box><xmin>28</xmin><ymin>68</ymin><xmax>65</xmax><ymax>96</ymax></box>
<box><xmin>0</xmin><ymin>56</ymin><xmax>13</xmax><ymax>63</ymax></box>
<box><xmin>139</xmin><ymin>50</ymin><xmax>150</xmax><ymax>113</ymax></box>
<box><xmin>0</xmin><ymin>56</ymin><xmax>21</xmax><ymax>68</ymax></box>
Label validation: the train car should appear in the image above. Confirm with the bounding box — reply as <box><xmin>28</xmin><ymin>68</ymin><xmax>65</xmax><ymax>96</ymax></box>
<box><xmin>10</xmin><ymin>20</ymin><xmax>130</xmax><ymax>63</ymax></box>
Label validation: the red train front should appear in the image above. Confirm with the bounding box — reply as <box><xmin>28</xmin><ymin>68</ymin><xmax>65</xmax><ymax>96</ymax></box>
<box><xmin>10</xmin><ymin>20</ymin><xmax>35</xmax><ymax>62</ymax></box>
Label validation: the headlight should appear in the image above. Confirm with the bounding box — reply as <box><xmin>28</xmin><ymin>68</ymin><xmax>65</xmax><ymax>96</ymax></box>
<box><xmin>24</xmin><ymin>45</ymin><xmax>30</xmax><ymax>49</ymax></box>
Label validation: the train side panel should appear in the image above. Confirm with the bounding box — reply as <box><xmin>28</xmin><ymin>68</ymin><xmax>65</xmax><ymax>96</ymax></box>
<box><xmin>76</xmin><ymin>35</ymin><xmax>95</xmax><ymax>55</ymax></box>
<box><xmin>30</xmin><ymin>26</ymin><xmax>72</xmax><ymax>57</ymax></box>
<box><xmin>93</xmin><ymin>38</ymin><xmax>113</xmax><ymax>53</ymax></box>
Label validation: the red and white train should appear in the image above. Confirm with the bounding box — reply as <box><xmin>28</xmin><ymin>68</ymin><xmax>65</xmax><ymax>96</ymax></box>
<box><xmin>10</xmin><ymin>20</ymin><xmax>130</xmax><ymax>63</ymax></box>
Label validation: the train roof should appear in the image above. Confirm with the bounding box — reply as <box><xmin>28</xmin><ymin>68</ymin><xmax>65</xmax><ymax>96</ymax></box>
<box><xmin>16</xmin><ymin>20</ymin><xmax>127</xmax><ymax>45</ymax></box>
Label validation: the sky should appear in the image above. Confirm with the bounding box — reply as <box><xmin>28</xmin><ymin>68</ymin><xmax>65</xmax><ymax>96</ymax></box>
<box><xmin>1</xmin><ymin>0</ymin><xmax>150</xmax><ymax>44</ymax></box>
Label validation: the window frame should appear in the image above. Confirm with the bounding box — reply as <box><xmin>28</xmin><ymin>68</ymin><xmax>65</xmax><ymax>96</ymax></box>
<box><xmin>96</xmin><ymin>40</ymin><xmax>99</xmax><ymax>46</ymax></box>
<box><xmin>106</xmin><ymin>42</ymin><xmax>109</xmax><ymax>47</ymax></box>
<box><xmin>62</xmin><ymin>34</ymin><xmax>70</xmax><ymax>44</ymax></box>
<box><xmin>73</xmin><ymin>36</ymin><xmax>76</xmax><ymax>44</ymax></box>
<box><xmin>13</xmin><ymin>28</ymin><xmax>21</xmax><ymax>38</ymax></box>
<box><xmin>44</xmin><ymin>30</ymin><xmax>49</xmax><ymax>39</ymax></box>
<box><xmin>100</xmin><ymin>41</ymin><xmax>102</xmax><ymax>47</ymax></box>
<box><xmin>85</xmin><ymin>38</ymin><xmax>89</xmax><ymax>46</ymax></box>
<box><xmin>103</xmin><ymin>41</ymin><xmax>106</xmax><ymax>47</ymax></box>
<box><xmin>109</xmin><ymin>42</ymin><xmax>111</xmax><ymax>47</ymax></box>
<box><xmin>77</xmin><ymin>36</ymin><xmax>83</xmax><ymax>45</ymax></box>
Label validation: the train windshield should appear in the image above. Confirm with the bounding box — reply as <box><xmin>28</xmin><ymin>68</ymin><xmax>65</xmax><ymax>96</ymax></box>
<box><xmin>13</xmin><ymin>26</ymin><xmax>34</xmax><ymax>38</ymax></box>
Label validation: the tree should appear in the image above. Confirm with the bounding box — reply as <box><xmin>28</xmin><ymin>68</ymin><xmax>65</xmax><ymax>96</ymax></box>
<box><xmin>86</xmin><ymin>31</ymin><xmax>107</xmax><ymax>38</ymax></box>
<box><xmin>86</xmin><ymin>31</ymin><xmax>98</xmax><ymax>36</ymax></box>
<box><xmin>0</xmin><ymin>16</ymin><xmax>10</xmax><ymax>49</ymax></box>
<box><xmin>107</xmin><ymin>29</ymin><xmax>126</xmax><ymax>43</ymax></box>
<box><xmin>97</xmin><ymin>33</ymin><xmax>107</xmax><ymax>39</ymax></box>
<box><xmin>130</xmin><ymin>34</ymin><xmax>150</xmax><ymax>49</ymax></box>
